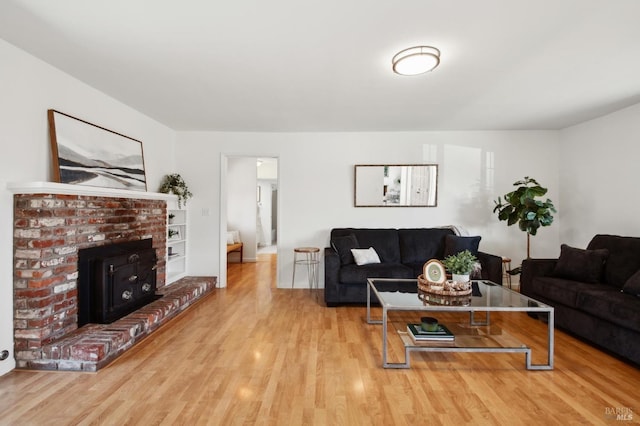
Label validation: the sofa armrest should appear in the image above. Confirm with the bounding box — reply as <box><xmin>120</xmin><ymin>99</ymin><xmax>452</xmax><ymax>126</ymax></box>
<box><xmin>324</xmin><ymin>247</ymin><xmax>341</xmax><ymax>306</ymax></box>
<box><xmin>521</xmin><ymin>258</ymin><xmax>558</xmax><ymax>297</ymax></box>
<box><xmin>477</xmin><ymin>251</ymin><xmax>503</xmax><ymax>285</ymax></box>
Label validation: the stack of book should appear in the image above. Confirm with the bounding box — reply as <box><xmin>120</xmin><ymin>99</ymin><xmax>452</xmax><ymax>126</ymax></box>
<box><xmin>407</xmin><ymin>323</ymin><xmax>455</xmax><ymax>342</ymax></box>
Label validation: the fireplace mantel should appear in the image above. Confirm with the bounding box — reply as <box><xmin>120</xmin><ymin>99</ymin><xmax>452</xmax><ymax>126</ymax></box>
<box><xmin>7</xmin><ymin>181</ymin><xmax>177</xmax><ymax>201</ymax></box>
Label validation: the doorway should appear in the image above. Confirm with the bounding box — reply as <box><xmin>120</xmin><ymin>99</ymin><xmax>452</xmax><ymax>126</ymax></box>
<box><xmin>222</xmin><ymin>155</ymin><xmax>279</xmax><ymax>288</ymax></box>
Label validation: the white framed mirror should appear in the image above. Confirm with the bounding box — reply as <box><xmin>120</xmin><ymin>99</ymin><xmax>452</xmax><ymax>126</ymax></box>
<box><xmin>354</xmin><ymin>164</ymin><xmax>438</xmax><ymax>207</ymax></box>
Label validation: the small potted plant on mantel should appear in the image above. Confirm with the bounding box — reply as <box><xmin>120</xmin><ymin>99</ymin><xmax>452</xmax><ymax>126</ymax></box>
<box><xmin>442</xmin><ymin>250</ymin><xmax>478</xmax><ymax>283</ymax></box>
<box><xmin>158</xmin><ymin>173</ymin><xmax>193</xmax><ymax>209</ymax></box>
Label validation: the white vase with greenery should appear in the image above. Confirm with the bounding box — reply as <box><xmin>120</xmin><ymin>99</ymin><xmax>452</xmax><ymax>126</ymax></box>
<box><xmin>159</xmin><ymin>173</ymin><xmax>193</xmax><ymax>209</ymax></box>
<box><xmin>442</xmin><ymin>250</ymin><xmax>478</xmax><ymax>283</ymax></box>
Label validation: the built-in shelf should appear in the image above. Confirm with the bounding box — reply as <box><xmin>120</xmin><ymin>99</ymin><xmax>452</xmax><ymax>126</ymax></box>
<box><xmin>167</xmin><ymin>208</ymin><xmax>187</xmax><ymax>284</ymax></box>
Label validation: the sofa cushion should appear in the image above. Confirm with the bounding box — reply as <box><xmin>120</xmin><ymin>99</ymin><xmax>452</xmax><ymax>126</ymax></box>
<box><xmin>587</xmin><ymin>234</ymin><xmax>640</xmax><ymax>288</ymax></box>
<box><xmin>576</xmin><ymin>288</ymin><xmax>640</xmax><ymax>333</ymax></box>
<box><xmin>530</xmin><ymin>276</ymin><xmax>606</xmax><ymax>308</ymax></box>
<box><xmin>552</xmin><ymin>244</ymin><xmax>609</xmax><ymax>284</ymax></box>
<box><xmin>622</xmin><ymin>269</ymin><xmax>640</xmax><ymax>297</ymax></box>
<box><xmin>331</xmin><ymin>234</ymin><xmax>359</xmax><ymax>265</ymax></box>
<box><xmin>444</xmin><ymin>235</ymin><xmax>481</xmax><ymax>258</ymax></box>
<box><xmin>398</xmin><ymin>228</ymin><xmax>453</xmax><ymax>264</ymax></box>
<box><xmin>339</xmin><ymin>263</ymin><xmax>414</xmax><ymax>284</ymax></box>
<box><xmin>340</xmin><ymin>229</ymin><xmax>401</xmax><ymax>263</ymax></box>
<box><xmin>351</xmin><ymin>247</ymin><xmax>381</xmax><ymax>266</ymax></box>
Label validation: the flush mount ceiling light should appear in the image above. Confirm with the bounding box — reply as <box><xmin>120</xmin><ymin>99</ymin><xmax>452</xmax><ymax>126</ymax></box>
<box><xmin>392</xmin><ymin>46</ymin><xmax>441</xmax><ymax>76</ymax></box>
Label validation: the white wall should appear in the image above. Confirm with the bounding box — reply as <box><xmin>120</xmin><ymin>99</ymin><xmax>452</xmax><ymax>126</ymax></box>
<box><xmin>177</xmin><ymin>130</ymin><xmax>561</xmax><ymax>288</ymax></box>
<box><xmin>559</xmin><ymin>102</ymin><xmax>640</xmax><ymax>247</ymax></box>
<box><xmin>257</xmin><ymin>180</ymin><xmax>275</xmax><ymax>246</ymax></box>
<box><xmin>0</xmin><ymin>39</ymin><xmax>176</xmax><ymax>376</ymax></box>
<box><xmin>227</xmin><ymin>157</ymin><xmax>258</xmax><ymax>262</ymax></box>
<box><xmin>257</xmin><ymin>159</ymin><xmax>278</xmax><ymax>246</ymax></box>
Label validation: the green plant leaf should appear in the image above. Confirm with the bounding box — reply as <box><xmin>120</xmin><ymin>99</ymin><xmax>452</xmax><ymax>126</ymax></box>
<box><xmin>442</xmin><ymin>250</ymin><xmax>478</xmax><ymax>274</ymax></box>
<box><xmin>527</xmin><ymin>186</ymin><xmax>547</xmax><ymax>197</ymax></box>
<box><xmin>497</xmin><ymin>205</ymin><xmax>512</xmax><ymax>221</ymax></box>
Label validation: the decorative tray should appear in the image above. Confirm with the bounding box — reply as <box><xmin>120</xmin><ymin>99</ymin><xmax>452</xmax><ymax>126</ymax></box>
<box><xmin>417</xmin><ymin>274</ymin><xmax>472</xmax><ymax>296</ymax></box>
<box><xmin>417</xmin><ymin>290</ymin><xmax>472</xmax><ymax>306</ymax></box>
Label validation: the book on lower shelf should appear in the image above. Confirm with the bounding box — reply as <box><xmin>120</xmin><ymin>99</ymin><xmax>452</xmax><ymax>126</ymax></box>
<box><xmin>407</xmin><ymin>323</ymin><xmax>455</xmax><ymax>342</ymax></box>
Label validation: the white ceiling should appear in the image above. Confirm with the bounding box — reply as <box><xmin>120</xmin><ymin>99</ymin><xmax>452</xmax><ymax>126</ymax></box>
<box><xmin>2</xmin><ymin>0</ymin><xmax>640</xmax><ymax>132</ymax></box>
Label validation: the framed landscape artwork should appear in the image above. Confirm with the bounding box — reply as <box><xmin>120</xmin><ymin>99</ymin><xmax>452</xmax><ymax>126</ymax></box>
<box><xmin>48</xmin><ymin>110</ymin><xmax>147</xmax><ymax>191</ymax></box>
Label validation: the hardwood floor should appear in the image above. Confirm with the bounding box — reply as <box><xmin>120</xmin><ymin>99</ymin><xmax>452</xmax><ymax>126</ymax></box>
<box><xmin>0</xmin><ymin>253</ymin><xmax>638</xmax><ymax>425</ymax></box>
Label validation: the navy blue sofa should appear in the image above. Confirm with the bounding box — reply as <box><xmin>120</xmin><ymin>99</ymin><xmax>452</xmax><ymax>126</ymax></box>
<box><xmin>324</xmin><ymin>228</ymin><xmax>503</xmax><ymax>306</ymax></box>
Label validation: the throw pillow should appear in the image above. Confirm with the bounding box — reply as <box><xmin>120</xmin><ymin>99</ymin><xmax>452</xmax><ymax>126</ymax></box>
<box><xmin>351</xmin><ymin>247</ymin><xmax>381</xmax><ymax>266</ymax></box>
<box><xmin>552</xmin><ymin>244</ymin><xmax>609</xmax><ymax>284</ymax></box>
<box><xmin>331</xmin><ymin>234</ymin><xmax>359</xmax><ymax>265</ymax></box>
<box><xmin>622</xmin><ymin>269</ymin><xmax>640</xmax><ymax>297</ymax></box>
<box><xmin>226</xmin><ymin>232</ymin><xmax>235</xmax><ymax>245</ymax></box>
<box><xmin>443</xmin><ymin>235</ymin><xmax>481</xmax><ymax>258</ymax></box>
<box><xmin>231</xmin><ymin>230</ymin><xmax>241</xmax><ymax>243</ymax></box>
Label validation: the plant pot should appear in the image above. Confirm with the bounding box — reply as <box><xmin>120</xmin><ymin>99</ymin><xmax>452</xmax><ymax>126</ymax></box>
<box><xmin>452</xmin><ymin>273</ymin><xmax>470</xmax><ymax>283</ymax></box>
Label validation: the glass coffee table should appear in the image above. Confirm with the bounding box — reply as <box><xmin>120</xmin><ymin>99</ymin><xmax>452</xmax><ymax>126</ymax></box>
<box><xmin>366</xmin><ymin>278</ymin><xmax>554</xmax><ymax>370</ymax></box>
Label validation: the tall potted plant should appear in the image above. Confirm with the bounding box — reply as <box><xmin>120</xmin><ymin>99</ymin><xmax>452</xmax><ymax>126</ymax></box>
<box><xmin>493</xmin><ymin>176</ymin><xmax>556</xmax><ymax>259</ymax></box>
<box><xmin>159</xmin><ymin>173</ymin><xmax>193</xmax><ymax>209</ymax></box>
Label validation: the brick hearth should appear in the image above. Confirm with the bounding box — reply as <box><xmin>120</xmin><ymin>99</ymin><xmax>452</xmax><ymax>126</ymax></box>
<box><xmin>10</xmin><ymin>185</ymin><xmax>216</xmax><ymax>371</ymax></box>
<box><xmin>35</xmin><ymin>276</ymin><xmax>215</xmax><ymax>371</ymax></box>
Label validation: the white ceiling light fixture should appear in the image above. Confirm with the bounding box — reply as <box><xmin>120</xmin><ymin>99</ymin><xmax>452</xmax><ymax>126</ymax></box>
<box><xmin>392</xmin><ymin>46</ymin><xmax>441</xmax><ymax>76</ymax></box>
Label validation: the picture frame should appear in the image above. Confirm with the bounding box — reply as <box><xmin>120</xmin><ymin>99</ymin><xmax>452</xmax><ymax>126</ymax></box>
<box><xmin>423</xmin><ymin>259</ymin><xmax>446</xmax><ymax>284</ymax></box>
<box><xmin>48</xmin><ymin>109</ymin><xmax>147</xmax><ymax>191</ymax></box>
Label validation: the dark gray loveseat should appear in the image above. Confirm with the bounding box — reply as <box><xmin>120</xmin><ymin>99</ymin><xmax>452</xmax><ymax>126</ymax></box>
<box><xmin>324</xmin><ymin>228</ymin><xmax>503</xmax><ymax>306</ymax></box>
<box><xmin>521</xmin><ymin>234</ymin><xmax>640</xmax><ymax>365</ymax></box>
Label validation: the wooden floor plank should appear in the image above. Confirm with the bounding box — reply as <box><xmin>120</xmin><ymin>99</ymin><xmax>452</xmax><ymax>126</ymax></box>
<box><xmin>0</xmin><ymin>253</ymin><xmax>638</xmax><ymax>424</ymax></box>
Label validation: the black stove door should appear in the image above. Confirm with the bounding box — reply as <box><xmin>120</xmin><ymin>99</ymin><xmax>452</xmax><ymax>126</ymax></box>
<box><xmin>93</xmin><ymin>249</ymin><xmax>157</xmax><ymax>323</ymax></box>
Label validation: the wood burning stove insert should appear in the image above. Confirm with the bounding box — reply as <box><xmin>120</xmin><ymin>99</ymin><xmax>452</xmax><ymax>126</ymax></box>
<box><xmin>78</xmin><ymin>239</ymin><xmax>159</xmax><ymax>326</ymax></box>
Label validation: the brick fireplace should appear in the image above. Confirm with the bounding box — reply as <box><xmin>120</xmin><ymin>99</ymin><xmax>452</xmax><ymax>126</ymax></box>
<box><xmin>10</xmin><ymin>183</ymin><xmax>215</xmax><ymax>371</ymax></box>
